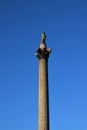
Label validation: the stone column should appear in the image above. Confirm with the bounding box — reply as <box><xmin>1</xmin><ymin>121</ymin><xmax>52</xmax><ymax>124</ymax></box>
<box><xmin>36</xmin><ymin>32</ymin><xmax>51</xmax><ymax>130</ymax></box>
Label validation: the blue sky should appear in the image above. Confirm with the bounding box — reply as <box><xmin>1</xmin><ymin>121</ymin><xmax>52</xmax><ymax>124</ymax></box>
<box><xmin>0</xmin><ymin>0</ymin><xmax>87</xmax><ymax>130</ymax></box>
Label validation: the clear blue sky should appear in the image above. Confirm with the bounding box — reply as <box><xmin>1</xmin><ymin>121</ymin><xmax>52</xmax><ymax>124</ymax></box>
<box><xmin>0</xmin><ymin>0</ymin><xmax>87</xmax><ymax>130</ymax></box>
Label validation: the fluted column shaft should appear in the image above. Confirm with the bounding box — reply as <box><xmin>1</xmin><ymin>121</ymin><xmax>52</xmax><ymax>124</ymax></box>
<box><xmin>38</xmin><ymin>57</ymin><xmax>49</xmax><ymax>130</ymax></box>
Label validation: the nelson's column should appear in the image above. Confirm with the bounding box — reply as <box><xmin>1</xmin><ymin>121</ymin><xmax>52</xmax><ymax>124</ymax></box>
<box><xmin>36</xmin><ymin>32</ymin><xmax>51</xmax><ymax>130</ymax></box>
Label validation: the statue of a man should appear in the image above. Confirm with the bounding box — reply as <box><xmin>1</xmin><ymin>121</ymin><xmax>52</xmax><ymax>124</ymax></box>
<box><xmin>41</xmin><ymin>32</ymin><xmax>46</xmax><ymax>43</ymax></box>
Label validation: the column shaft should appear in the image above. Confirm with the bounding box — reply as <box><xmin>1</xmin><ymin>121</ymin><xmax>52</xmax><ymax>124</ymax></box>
<box><xmin>38</xmin><ymin>57</ymin><xmax>49</xmax><ymax>130</ymax></box>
